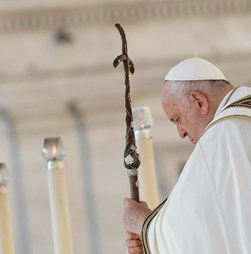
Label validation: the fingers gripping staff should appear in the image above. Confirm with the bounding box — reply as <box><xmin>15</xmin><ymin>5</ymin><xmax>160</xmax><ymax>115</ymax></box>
<box><xmin>113</xmin><ymin>23</ymin><xmax>140</xmax><ymax>202</ymax></box>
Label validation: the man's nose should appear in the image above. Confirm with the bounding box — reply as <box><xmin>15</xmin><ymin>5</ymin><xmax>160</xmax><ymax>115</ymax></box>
<box><xmin>177</xmin><ymin>126</ymin><xmax>187</xmax><ymax>138</ymax></box>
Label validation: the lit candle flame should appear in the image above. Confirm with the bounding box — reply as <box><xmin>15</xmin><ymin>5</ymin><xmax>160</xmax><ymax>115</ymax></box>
<box><xmin>140</xmin><ymin>124</ymin><xmax>145</xmax><ymax>129</ymax></box>
<box><xmin>52</xmin><ymin>144</ymin><xmax>57</xmax><ymax>158</ymax></box>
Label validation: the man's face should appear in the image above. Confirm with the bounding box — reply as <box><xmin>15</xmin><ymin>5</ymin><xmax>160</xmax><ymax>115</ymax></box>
<box><xmin>162</xmin><ymin>92</ymin><xmax>209</xmax><ymax>144</ymax></box>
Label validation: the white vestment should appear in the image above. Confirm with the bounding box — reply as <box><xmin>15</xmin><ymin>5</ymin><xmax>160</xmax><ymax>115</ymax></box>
<box><xmin>142</xmin><ymin>86</ymin><xmax>251</xmax><ymax>254</ymax></box>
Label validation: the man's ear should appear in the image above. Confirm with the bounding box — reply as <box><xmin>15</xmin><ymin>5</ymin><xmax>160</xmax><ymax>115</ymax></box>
<box><xmin>189</xmin><ymin>91</ymin><xmax>209</xmax><ymax>115</ymax></box>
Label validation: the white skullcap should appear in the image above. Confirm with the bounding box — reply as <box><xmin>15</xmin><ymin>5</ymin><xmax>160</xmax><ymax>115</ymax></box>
<box><xmin>164</xmin><ymin>57</ymin><xmax>226</xmax><ymax>81</ymax></box>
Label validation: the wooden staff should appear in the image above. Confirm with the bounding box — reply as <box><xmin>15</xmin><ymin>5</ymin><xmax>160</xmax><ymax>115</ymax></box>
<box><xmin>113</xmin><ymin>23</ymin><xmax>140</xmax><ymax>202</ymax></box>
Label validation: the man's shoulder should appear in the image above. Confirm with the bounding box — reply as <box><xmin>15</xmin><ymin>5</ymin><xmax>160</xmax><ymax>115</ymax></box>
<box><xmin>199</xmin><ymin>115</ymin><xmax>251</xmax><ymax>150</ymax></box>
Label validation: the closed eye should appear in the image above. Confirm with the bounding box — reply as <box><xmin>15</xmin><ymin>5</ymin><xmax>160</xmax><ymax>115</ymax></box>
<box><xmin>171</xmin><ymin>117</ymin><xmax>179</xmax><ymax>123</ymax></box>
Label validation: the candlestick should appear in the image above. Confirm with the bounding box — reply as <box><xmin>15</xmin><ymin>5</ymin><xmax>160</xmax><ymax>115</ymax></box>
<box><xmin>0</xmin><ymin>163</ymin><xmax>15</xmax><ymax>254</ymax></box>
<box><xmin>133</xmin><ymin>106</ymin><xmax>159</xmax><ymax>209</ymax></box>
<box><xmin>41</xmin><ymin>137</ymin><xmax>74</xmax><ymax>254</ymax></box>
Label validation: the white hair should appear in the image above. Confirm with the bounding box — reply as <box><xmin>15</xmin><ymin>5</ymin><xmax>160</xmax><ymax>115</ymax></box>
<box><xmin>164</xmin><ymin>80</ymin><xmax>233</xmax><ymax>105</ymax></box>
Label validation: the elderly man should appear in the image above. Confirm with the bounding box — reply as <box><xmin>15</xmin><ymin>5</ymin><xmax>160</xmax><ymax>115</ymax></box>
<box><xmin>123</xmin><ymin>57</ymin><xmax>251</xmax><ymax>254</ymax></box>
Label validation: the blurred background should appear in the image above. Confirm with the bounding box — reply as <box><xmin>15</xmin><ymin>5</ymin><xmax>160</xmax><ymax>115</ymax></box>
<box><xmin>0</xmin><ymin>0</ymin><xmax>251</xmax><ymax>253</ymax></box>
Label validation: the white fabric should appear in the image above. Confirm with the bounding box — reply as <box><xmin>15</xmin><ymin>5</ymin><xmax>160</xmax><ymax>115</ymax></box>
<box><xmin>147</xmin><ymin>86</ymin><xmax>251</xmax><ymax>253</ymax></box>
<box><xmin>164</xmin><ymin>57</ymin><xmax>227</xmax><ymax>81</ymax></box>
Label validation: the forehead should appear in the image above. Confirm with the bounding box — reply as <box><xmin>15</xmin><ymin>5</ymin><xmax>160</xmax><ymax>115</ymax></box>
<box><xmin>161</xmin><ymin>82</ymin><xmax>179</xmax><ymax>105</ymax></box>
<box><xmin>162</xmin><ymin>94</ymin><xmax>182</xmax><ymax>121</ymax></box>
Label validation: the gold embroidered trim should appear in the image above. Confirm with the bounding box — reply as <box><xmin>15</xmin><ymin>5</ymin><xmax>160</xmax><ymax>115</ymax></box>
<box><xmin>142</xmin><ymin>198</ymin><xmax>167</xmax><ymax>254</ymax></box>
<box><xmin>203</xmin><ymin>114</ymin><xmax>251</xmax><ymax>134</ymax></box>
<box><xmin>203</xmin><ymin>90</ymin><xmax>251</xmax><ymax>135</ymax></box>
<box><xmin>222</xmin><ymin>86</ymin><xmax>240</xmax><ymax>107</ymax></box>
<box><xmin>224</xmin><ymin>94</ymin><xmax>251</xmax><ymax>110</ymax></box>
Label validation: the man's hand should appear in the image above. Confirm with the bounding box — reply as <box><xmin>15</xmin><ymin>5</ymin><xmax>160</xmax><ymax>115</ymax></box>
<box><xmin>123</xmin><ymin>198</ymin><xmax>152</xmax><ymax>236</ymax></box>
<box><xmin>126</xmin><ymin>232</ymin><xmax>144</xmax><ymax>254</ymax></box>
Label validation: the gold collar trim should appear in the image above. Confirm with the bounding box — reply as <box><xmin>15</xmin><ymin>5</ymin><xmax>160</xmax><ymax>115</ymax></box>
<box><xmin>142</xmin><ymin>198</ymin><xmax>167</xmax><ymax>254</ymax></box>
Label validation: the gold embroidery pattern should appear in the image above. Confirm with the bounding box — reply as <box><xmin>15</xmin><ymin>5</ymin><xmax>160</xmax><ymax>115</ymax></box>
<box><xmin>224</xmin><ymin>94</ymin><xmax>251</xmax><ymax>110</ymax></box>
<box><xmin>203</xmin><ymin>93</ymin><xmax>251</xmax><ymax>135</ymax></box>
<box><xmin>203</xmin><ymin>115</ymin><xmax>251</xmax><ymax>134</ymax></box>
<box><xmin>142</xmin><ymin>199</ymin><xmax>167</xmax><ymax>254</ymax></box>
<box><xmin>222</xmin><ymin>86</ymin><xmax>240</xmax><ymax>107</ymax></box>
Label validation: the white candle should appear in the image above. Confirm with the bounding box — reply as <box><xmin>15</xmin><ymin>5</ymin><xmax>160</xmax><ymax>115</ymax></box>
<box><xmin>41</xmin><ymin>138</ymin><xmax>74</xmax><ymax>254</ymax></box>
<box><xmin>133</xmin><ymin>107</ymin><xmax>159</xmax><ymax>209</ymax></box>
<box><xmin>0</xmin><ymin>163</ymin><xmax>15</xmax><ymax>254</ymax></box>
